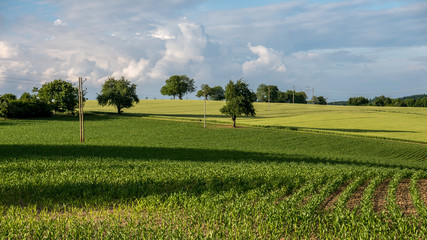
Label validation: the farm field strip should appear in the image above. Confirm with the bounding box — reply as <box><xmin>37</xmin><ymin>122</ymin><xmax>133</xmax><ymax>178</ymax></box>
<box><xmin>83</xmin><ymin>100</ymin><xmax>427</xmax><ymax>143</ymax></box>
<box><xmin>1</xmin><ymin>111</ymin><xmax>427</xmax><ymax>238</ymax></box>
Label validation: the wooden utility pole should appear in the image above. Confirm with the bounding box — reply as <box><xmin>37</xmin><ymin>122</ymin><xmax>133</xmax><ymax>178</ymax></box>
<box><xmin>268</xmin><ymin>86</ymin><xmax>271</xmax><ymax>110</ymax></box>
<box><xmin>78</xmin><ymin>77</ymin><xmax>84</xmax><ymax>142</ymax></box>
<box><xmin>204</xmin><ymin>93</ymin><xmax>207</xmax><ymax>128</ymax></box>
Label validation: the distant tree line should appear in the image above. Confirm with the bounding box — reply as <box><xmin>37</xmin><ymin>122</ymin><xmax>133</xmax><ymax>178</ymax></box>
<box><xmin>348</xmin><ymin>94</ymin><xmax>427</xmax><ymax>107</ymax></box>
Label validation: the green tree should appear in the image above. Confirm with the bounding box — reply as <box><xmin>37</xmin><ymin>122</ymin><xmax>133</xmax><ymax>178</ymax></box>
<box><xmin>315</xmin><ymin>96</ymin><xmax>327</xmax><ymax>105</ymax></box>
<box><xmin>256</xmin><ymin>84</ymin><xmax>280</xmax><ymax>102</ymax></box>
<box><xmin>97</xmin><ymin>76</ymin><xmax>139</xmax><ymax>114</ymax></box>
<box><xmin>34</xmin><ymin>79</ymin><xmax>79</xmax><ymax>113</ymax></box>
<box><xmin>20</xmin><ymin>92</ymin><xmax>33</xmax><ymax>101</ymax></box>
<box><xmin>0</xmin><ymin>93</ymin><xmax>17</xmax><ymax>103</ymax></box>
<box><xmin>160</xmin><ymin>75</ymin><xmax>195</xmax><ymax>100</ymax></box>
<box><xmin>196</xmin><ymin>84</ymin><xmax>212</xmax><ymax>100</ymax></box>
<box><xmin>209</xmin><ymin>86</ymin><xmax>225</xmax><ymax>101</ymax></box>
<box><xmin>220</xmin><ymin>79</ymin><xmax>256</xmax><ymax>128</ymax></box>
<box><xmin>373</xmin><ymin>95</ymin><xmax>392</xmax><ymax>106</ymax></box>
<box><xmin>348</xmin><ymin>96</ymin><xmax>369</xmax><ymax>106</ymax></box>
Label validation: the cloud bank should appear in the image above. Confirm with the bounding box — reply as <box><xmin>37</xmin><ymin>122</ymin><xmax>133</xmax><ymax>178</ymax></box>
<box><xmin>0</xmin><ymin>0</ymin><xmax>426</xmax><ymax>100</ymax></box>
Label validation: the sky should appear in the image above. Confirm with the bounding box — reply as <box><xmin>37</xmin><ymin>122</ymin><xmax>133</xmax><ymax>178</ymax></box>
<box><xmin>0</xmin><ymin>0</ymin><xmax>426</xmax><ymax>102</ymax></box>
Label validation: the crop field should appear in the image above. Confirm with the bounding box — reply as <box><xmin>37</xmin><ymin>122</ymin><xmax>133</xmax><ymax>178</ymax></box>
<box><xmin>86</xmin><ymin>100</ymin><xmax>427</xmax><ymax>143</ymax></box>
<box><xmin>1</xmin><ymin>102</ymin><xmax>427</xmax><ymax>238</ymax></box>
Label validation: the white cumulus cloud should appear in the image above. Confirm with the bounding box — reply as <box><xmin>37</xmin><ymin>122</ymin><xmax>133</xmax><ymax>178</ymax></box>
<box><xmin>0</xmin><ymin>41</ymin><xmax>17</xmax><ymax>58</ymax></box>
<box><xmin>242</xmin><ymin>43</ymin><xmax>286</xmax><ymax>76</ymax></box>
<box><xmin>149</xmin><ymin>21</ymin><xmax>208</xmax><ymax>79</ymax></box>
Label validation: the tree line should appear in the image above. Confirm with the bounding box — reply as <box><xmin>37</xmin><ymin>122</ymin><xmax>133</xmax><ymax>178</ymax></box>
<box><xmin>347</xmin><ymin>95</ymin><xmax>427</xmax><ymax>107</ymax></box>
<box><xmin>159</xmin><ymin>75</ymin><xmax>323</xmax><ymax>104</ymax></box>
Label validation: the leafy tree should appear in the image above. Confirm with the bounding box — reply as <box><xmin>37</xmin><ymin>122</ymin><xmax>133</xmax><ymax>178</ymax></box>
<box><xmin>348</xmin><ymin>96</ymin><xmax>369</xmax><ymax>106</ymax></box>
<box><xmin>220</xmin><ymin>79</ymin><xmax>256</xmax><ymax>127</ymax></box>
<box><xmin>415</xmin><ymin>97</ymin><xmax>427</xmax><ymax>107</ymax></box>
<box><xmin>277</xmin><ymin>91</ymin><xmax>289</xmax><ymax>103</ymax></box>
<box><xmin>315</xmin><ymin>96</ymin><xmax>327</xmax><ymax>105</ymax></box>
<box><xmin>20</xmin><ymin>92</ymin><xmax>33</xmax><ymax>101</ymax></box>
<box><xmin>404</xmin><ymin>99</ymin><xmax>415</xmax><ymax>107</ymax></box>
<box><xmin>294</xmin><ymin>91</ymin><xmax>308</xmax><ymax>104</ymax></box>
<box><xmin>209</xmin><ymin>86</ymin><xmax>225</xmax><ymax>101</ymax></box>
<box><xmin>160</xmin><ymin>75</ymin><xmax>195</xmax><ymax>100</ymax></box>
<box><xmin>372</xmin><ymin>95</ymin><xmax>392</xmax><ymax>106</ymax></box>
<box><xmin>0</xmin><ymin>93</ymin><xmax>17</xmax><ymax>103</ymax></box>
<box><xmin>196</xmin><ymin>84</ymin><xmax>211</xmax><ymax>100</ymax></box>
<box><xmin>34</xmin><ymin>79</ymin><xmax>79</xmax><ymax>113</ymax></box>
<box><xmin>97</xmin><ymin>76</ymin><xmax>139</xmax><ymax>114</ymax></box>
<box><xmin>256</xmin><ymin>84</ymin><xmax>280</xmax><ymax>102</ymax></box>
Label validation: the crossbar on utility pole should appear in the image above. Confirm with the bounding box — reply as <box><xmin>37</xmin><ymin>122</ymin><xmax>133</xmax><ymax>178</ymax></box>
<box><xmin>79</xmin><ymin>77</ymin><xmax>84</xmax><ymax>142</ymax></box>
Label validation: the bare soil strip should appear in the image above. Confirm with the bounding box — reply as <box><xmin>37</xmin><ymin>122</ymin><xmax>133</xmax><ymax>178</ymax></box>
<box><xmin>396</xmin><ymin>179</ymin><xmax>417</xmax><ymax>216</ymax></box>
<box><xmin>322</xmin><ymin>180</ymin><xmax>351</xmax><ymax>211</ymax></box>
<box><xmin>346</xmin><ymin>180</ymin><xmax>370</xmax><ymax>210</ymax></box>
<box><xmin>418</xmin><ymin>179</ymin><xmax>427</xmax><ymax>206</ymax></box>
<box><xmin>373</xmin><ymin>178</ymin><xmax>391</xmax><ymax>213</ymax></box>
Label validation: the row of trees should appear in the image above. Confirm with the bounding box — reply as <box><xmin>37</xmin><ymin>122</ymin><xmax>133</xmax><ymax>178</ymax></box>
<box><xmin>348</xmin><ymin>95</ymin><xmax>427</xmax><ymax>107</ymax></box>
<box><xmin>159</xmin><ymin>75</ymin><xmax>324</xmax><ymax>104</ymax></box>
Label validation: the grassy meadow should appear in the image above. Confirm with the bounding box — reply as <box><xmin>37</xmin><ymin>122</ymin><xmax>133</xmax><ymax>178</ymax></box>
<box><xmin>86</xmin><ymin>100</ymin><xmax>427</xmax><ymax>143</ymax></box>
<box><xmin>0</xmin><ymin>100</ymin><xmax>427</xmax><ymax>238</ymax></box>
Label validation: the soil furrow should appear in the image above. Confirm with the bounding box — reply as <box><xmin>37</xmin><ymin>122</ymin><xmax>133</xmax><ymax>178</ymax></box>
<box><xmin>418</xmin><ymin>179</ymin><xmax>427</xmax><ymax>206</ymax></box>
<box><xmin>373</xmin><ymin>178</ymin><xmax>391</xmax><ymax>213</ymax></box>
<box><xmin>322</xmin><ymin>180</ymin><xmax>351</xmax><ymax>211</ymax></box>
<box><xmin>346</xmin><ymin>180</ymin><xmax>370</xmax><ymax>210</ymax></box>
<box><xmin>396</xmin><ymin>179</ymin><xmax>417</xmax><ymax>216</ymax></box>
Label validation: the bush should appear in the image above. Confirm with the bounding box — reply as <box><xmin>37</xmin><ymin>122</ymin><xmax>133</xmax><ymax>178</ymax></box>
<box><xmin>0</xmin><ymin>99</ymin><xmax>52</xmax><ymax>118</ymax></box>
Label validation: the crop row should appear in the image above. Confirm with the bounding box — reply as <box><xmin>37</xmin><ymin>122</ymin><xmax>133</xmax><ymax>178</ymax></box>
<box><xmin>1</xmin><ymin>158</ymin><xmax>426</xmax><ymax>238</ymax></box>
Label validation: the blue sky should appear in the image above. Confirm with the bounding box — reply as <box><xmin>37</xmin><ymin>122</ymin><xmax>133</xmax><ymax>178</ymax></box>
<box><xmin>0</xmin><ymin>0</ymin><xmax>426</xmax><ymax>101</ymax></box>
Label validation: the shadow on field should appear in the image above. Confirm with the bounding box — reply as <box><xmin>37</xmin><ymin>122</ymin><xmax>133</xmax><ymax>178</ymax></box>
<box><xmin>1</xmin><ymin>144</ymin><xmax>425</xmax><ymax>169</ymax></box>
<box><xmin>0</xmin><ymin>144</ymin><xmax>425</xmax><ymax>209</ymax></box>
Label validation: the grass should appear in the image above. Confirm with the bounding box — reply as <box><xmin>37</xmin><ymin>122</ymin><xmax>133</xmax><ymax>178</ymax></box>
<box><xmin>84</xmin><ymin>99</ymin><xmax>427</xmax><ymax>143</ymax></box>
<box><xmin>1</xmin><ymin>103</ymin><xmax>427</xmax><ymax>238</ymax></box>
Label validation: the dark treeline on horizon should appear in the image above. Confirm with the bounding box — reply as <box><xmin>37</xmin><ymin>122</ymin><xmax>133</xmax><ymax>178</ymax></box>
<box><xmin>328</xmin><ymin>94</ymin><xmax>427</xmax><ymax>107</ymax></box>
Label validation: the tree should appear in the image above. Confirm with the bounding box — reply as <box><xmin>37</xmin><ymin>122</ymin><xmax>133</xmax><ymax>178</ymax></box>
<box><xmin>196</xmin><ymin>84</ymin><xmax>212</xmax><ymax>128</ymax></box>
<box><xmin>34</xmin><ymin>79</ymin><xmax>79</xmax><ymax>113</ymax></box>
<box><xmin>315</xmin><ymin>96</ymin><xmax>327</xmax><ymax>105</ymax></box>
<box><xmin>97</xmin><ymin>76</ymin><xmax>139</xmax><ymax>114</ymax></box>
<box><xmin>256</xmin><ymin>84</ymin><xmax>280</xmax><ymax>103</ymax></box>
<box><xmin>0</xmin><ymin>93</ymin><xmax>17</xmax><ymax>103</ymax></box>
<box><xmin>196</xmin><ymin>84</ymin><xmax>211</xmax><ymax>99</ymax></box>
<box><xmin>373</xmin><ymin>95</ymin><xmax>392</xmax><ymax>106</ymax></box>
<box><xmin>348</xmin><ymin>96</ymin><xmax>369</xmax><ymax>106</ymax></box>
<box><xmin>160</xmin><ymin>75</ymin><xmax>195</xmax><ymax>100</ymax></box>
<box><xmin>209</xmin><ymin>86</ymin><xmax>225</xmax><ymax>101</ymax></box>
<box><xmin>20</xmin><ymin>92</ymin><xmax>33</xmax><ymax>101</ymax></box>
<box><xmin>220</xmin><ymin>79</ymin><xmax>256</xmax><ymax>128</ymax></box>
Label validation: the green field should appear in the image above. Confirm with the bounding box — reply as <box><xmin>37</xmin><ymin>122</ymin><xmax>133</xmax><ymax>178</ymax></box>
<box><xmin>1</xmin><ymin>101</ymin><xmax>427</xmax><ymax>238</ymax></box>
<box><xmin>86</xmin><ymin>100</ymin><xmax>427</xmax><ymax>143</ymax></box>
